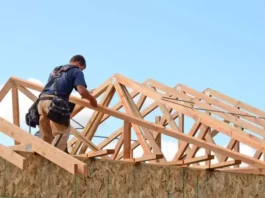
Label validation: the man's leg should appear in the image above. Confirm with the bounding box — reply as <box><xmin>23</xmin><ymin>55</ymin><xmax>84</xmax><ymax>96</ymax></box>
<box><xmin>50</xmin><ymin>121</ymin><xmax>70</xmax><ymax>152</ymax></box>
<box><xmin>37</xmin><ymin>100</ymin><xmax>53</xmax><ymax>143</ymax></box>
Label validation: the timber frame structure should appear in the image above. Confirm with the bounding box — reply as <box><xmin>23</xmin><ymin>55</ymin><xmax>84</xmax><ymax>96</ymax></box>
<box><xmin>0</xmin><ymin>74</ymin><xmax>265</xmax><ymax>176</ymax></box>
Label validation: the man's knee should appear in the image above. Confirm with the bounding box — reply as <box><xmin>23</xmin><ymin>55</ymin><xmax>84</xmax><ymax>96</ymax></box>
<box><xmin>51</xmin><ymin>132</ymin><xmax>70</xmax><ymax>151</ymax></box>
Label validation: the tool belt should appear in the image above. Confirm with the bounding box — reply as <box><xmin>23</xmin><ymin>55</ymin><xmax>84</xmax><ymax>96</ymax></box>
<box><xmin>25</xmin><ymin>96</ymin><xmax>54</xmax><ymax>128</ymax></box>
<box><xmin>25</xmin><ymin>95</ymin><xmax>71</xmax><ymax>127</ymax></box>
<box><xmin>47</xmin><ymin>96</ymin><xmax>71</xmax><ymax>126</ymax></box>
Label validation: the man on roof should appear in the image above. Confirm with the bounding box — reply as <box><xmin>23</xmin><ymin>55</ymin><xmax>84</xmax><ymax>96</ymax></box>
<box><xmin>37</xmin><ymin>55</ymin><xmax>97</xmax><ymax>152</ymax></box>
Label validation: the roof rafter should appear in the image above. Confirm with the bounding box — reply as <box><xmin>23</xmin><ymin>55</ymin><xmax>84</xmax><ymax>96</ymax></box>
<box><xmin>0</xmin><ymin>74</ymin><xmax>264</xmax><ymax>176</ymax></box>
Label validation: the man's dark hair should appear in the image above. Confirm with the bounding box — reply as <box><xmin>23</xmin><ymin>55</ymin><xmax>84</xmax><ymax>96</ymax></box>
<box><xmin>69</xmin><ymin>55</ymin><xmax>86</xmax><ymax>67</ymax></box>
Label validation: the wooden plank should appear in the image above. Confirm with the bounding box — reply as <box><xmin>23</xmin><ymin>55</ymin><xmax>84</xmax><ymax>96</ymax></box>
<box><xmin>155</xmin><ymin>116</ymin><xmax>161</xmax><ymax>148</ymax></box>
<box><xmin>134</xmin><ymin>154</ymin><xmax>162</xmax><ymax>162</ymax></box>
<box><xmin>70</xmin><ymin>126</ymin><xmax>100</xmax><ymax>152</ymax></box>
<box><xmin>87</xmin><ymin>149</ymin><xmax>114</xmax><ymax>158</ymax></box>
<box><xmin>207</xmin><ymin>160</ymin><xmax>241</xmax><ymax>169</ymax></box>
<box><xmin>178</xmin><ymin>113</ymin><xmax>184</xmax><ymax>149</ymax></box>
<box><xmin>204</xmin><ymin>134</ymin><xmax>222</xmax><ymax>161</ymax></box>
<box><xmin>11</xmin><ymin>85</ymin><xmax>20</xmax><ymax>127</ymax></box>
<box><xmin>123</xmin><ymin>121</ymin><xmax>132</xmax><ymax>159</ymax></box>
<box><xmin>9</xmin><ymin>144</ymin><xmax>34</xmax><ymax>153</ymax></box>
<box><xmin>209</xmin><ymin>120</ymin><xmax>230</xmax><ymax>137</ymax></box>
<box><xmin>111</xmin><ymin>134</ymin><xmax>124</xmax><ymax>160</ymax></box>
<box><xmin>0</xmin><ymin>144</ymin><xmax>27</xmax><ymax>170</ymax></box>
<box><xmin>164</xmin><ymin>155</ymin><xmax>214</xmax><ymax>166</ymax></box>
<box><xmin>0</xmin><ymin>79</ymin><xmax>12</xmax><ymax>102</ymax></box>
<box><xmin>219</xmin><ymin>139</ymin><xmax>238</xmax><ymax>162</ymax></box>
<box><xmin>0</xmin><ymin>117</ymin><xmax>87</xmax><ymax>175</ymax></box>
<box><xmin>192</xmin><ymin>160</ymin><xmax>241</xmax><ymax>169</ymax></box>
<box><xmin>11</xmin><ymin>84</ymin><xmax>20</xmax><ymax>145</ymax></box>
<box><xmin>16</xmin><ymin>85</ymin><xmax>37</xmax><ymax>101</ymax></box>
<box><xmin>75</xmin><ymin>149</ymin><xmax>114</xmax><ymax>159</ymax></box>
<box><xmin>12</xmin><ymin>77</ymin><xmax>43</xmax><ymax>92</ymax></box>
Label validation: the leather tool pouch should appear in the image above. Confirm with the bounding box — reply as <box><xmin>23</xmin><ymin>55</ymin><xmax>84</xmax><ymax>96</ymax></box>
<box><xmin>47</xmin><ymin>96</ymin><xmax>71</xmax><ymax>126</ymax></box>
<box><xmin>25</xmin><ymin>96</ymin><xmax>53</xmax><ymax>128</ymax></box>
<box><xmin>25</xmin><ymin>99</ymin><xmax>40</xmax><ymax>128</ymax></box>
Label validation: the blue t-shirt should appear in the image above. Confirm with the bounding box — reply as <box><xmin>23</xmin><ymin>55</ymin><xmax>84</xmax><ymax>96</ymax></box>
<box><xmin>40</xmin><ymin>65</ymin><xmax>87</xmax><ymax>100</ymax></box>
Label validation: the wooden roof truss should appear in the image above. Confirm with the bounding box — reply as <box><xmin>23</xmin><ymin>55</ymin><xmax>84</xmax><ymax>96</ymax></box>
<box><xmin>0</xmin><ymin>74</ymin><xmax>265</xmax><ymax>176</ymax></box>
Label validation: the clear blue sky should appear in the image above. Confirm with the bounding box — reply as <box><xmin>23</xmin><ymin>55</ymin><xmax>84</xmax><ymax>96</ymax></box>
<box><xmin>0</xmin><ymin>1</ymin><xmax>265</xmax><ymax>148</ymax></box>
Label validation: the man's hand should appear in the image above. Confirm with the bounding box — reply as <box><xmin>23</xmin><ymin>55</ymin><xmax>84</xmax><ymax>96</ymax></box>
<box><xmin>76</xmin><ymin>85</ymin><xmax>98</xmax><ymax>107</ymax></box>
<box><xmin>89</xmin><ymin>97</ymin><xmax>97</xmax><ymax>107</ymax></box>
<box><xmin>89</xmin><ymin>88</ymin><xmax>95</xmax><ymax>94</ymax></box>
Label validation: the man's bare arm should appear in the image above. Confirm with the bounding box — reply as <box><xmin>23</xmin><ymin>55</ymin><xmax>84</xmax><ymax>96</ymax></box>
<box><xmin>76</xmin><ymin>85</ymin><xmax>97</xmax><ymax>107</ymax></box>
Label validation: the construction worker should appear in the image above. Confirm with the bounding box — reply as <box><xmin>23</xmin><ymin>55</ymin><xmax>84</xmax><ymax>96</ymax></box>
<box><xmin>37</xmin><ymin>55</ymin><xmax>97</xmax><ymax>152</ymax></box>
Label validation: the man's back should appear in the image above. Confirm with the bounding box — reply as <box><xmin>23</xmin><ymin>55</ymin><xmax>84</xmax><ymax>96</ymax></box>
<box><xmin>41</xmin><ymin>64</ymin><xmax>87</xmax><ymax>100</ymax></box>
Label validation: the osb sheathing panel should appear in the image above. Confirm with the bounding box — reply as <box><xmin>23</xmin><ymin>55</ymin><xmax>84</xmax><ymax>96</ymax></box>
<box><xmin>0</xmin><ymin>153</ymin><xmax>264</xmax><ymax>198</ymax></box>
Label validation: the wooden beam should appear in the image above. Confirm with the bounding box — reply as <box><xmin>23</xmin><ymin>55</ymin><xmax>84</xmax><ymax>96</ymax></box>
<box><xmin>219</xmin><ymin>139</ymin><xmax>238</xmax><ymax>162</ymax></box>
<box><xmin>111</xmin><ymin>134</ymin><xmax>124</xmax><ymax>160</ymax></box>
<box><xmin>0</xmin><ymin>144</ymin><xmax>27</xmax><ymax>170</ymax></box>
<box><xmin>0</xmin><ymin>79</ymin><xmax>12</xmax><ymax>102</ymax></box>
<box><xmin>16</xmin><ymin>85</ymin><xmax>37</xmax><ymax>102</ymax></box>
<box><xmin>207</xmin><ymin>160</ymin><xmax>241</xmax><ymax>169</ymax></box>
<box><xmin>123</xmin><ymin>121</ymin><xmax>132</xmax><ymax>159</ymax></box>
<box><xmin>155</xmin><ymin>116</ymin><xmax>161</xmax><ymax>149</ymax></box>
<box><xmin>75</xmin><ymin>149</ymin><xmax>115</xmax><ymax>159</ymax></box>
<box><xmin>9</xmin><ymin>144</ymin><xmax>34</xmax><ymax>153</ymax></box>
<box><xmin>0</xmin><ymin>117</ymin><xmax>87</xmax><ymax>175</ymax></box>
<box><xmin>70</xmin><ymin>126</ymin><xmax>100</xmax><ymax>152</ymax></box>
<box><xmin>164</xmin><ymin>155</ymin><xmax>214</xmax><ymax>166</ymax></box>
<box><xmin>11</xmin><ymin>84</ymin><xmax>20</xmax><ymax>145</ymax></box>
<box><xmin>134</xmin><ymin>154</ymin><xmax>163</xmax><ymax>163</ymax></box>
<box><xmin>178</xmin><ymin>113</ymin><xmax>184</xmax><ymax>149</ymax></box>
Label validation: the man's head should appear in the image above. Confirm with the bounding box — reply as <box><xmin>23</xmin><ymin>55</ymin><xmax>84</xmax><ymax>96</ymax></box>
<box><xmin>69</xmin><ymin>55</ymin><xmax>86</xmax><ymax>70</ymax></box>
